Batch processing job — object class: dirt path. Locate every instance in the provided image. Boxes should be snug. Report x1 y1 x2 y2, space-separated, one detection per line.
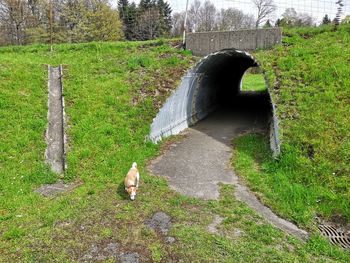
149 108 308 240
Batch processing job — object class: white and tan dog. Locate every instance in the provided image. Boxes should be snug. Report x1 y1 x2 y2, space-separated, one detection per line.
124 162 140 200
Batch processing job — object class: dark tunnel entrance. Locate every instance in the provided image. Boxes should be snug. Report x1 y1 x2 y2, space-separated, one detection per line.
216 64 271 110
149 49 281 156
191 49 271 118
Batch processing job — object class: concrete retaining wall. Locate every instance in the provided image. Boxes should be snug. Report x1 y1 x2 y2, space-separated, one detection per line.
186 28 282 56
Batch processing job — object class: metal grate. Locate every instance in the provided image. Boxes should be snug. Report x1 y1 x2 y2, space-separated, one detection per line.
318 225 350 249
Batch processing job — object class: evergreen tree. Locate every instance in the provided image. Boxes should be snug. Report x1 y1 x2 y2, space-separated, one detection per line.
139 0 155 10
118 0 129 21
263 19 272 28
118 0 137 40
334 0 344 26
127 3 138 40
275 18 281 27
157 0 172 36
275 18 287 27
322 14 331 25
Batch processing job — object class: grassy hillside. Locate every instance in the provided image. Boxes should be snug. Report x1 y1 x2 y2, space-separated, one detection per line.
235 25 350 228
0 35 349 261
241 73 266 92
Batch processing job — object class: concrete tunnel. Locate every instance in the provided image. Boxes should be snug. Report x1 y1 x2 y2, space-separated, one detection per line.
149 49 281 156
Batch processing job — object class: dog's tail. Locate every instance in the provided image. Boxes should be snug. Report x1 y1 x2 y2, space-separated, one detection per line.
132 162 137 169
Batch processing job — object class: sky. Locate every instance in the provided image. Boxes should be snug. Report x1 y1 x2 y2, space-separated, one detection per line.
111 0 350 24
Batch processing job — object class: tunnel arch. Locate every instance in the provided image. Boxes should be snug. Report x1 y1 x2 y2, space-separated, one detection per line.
149 49 280 156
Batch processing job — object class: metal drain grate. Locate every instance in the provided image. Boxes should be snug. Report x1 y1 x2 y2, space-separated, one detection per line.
318 225 350 249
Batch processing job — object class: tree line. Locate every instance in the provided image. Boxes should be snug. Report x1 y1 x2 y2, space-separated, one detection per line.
276 8 349 28
171 0 316 35
0 0 173 45
172 0 255 36
173 0 349 36
0 0 348 46
118 0 172 41
0 0 125 46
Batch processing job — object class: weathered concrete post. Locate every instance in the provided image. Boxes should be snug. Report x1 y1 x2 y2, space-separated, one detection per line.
45 65 66 174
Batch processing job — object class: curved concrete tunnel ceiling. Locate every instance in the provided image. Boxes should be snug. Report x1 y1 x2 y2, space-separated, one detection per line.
149 49 281 156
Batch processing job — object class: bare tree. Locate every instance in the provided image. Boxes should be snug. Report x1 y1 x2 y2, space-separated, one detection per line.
172 11 186 36
197 0 216 31
49 0 53 49
0 0 124 46
296 12 315 27
216 7 254 31
334 0 344 26
252 0 276 28
188 0 201 32
278 8 315 27
281 7 298 26
173 0 255 35
186 0 214 33
0 0 31 44
136 7 160 40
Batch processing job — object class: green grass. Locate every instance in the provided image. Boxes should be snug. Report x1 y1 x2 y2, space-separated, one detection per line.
241 73 267 92
238 24 350 228
1 35 350 261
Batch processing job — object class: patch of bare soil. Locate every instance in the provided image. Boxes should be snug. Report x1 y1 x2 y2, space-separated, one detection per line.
207 214 224 234
145 212 172 235
34 179 82 197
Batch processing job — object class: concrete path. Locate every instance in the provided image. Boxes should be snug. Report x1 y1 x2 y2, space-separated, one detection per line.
149 108 267 200
149 108 308 240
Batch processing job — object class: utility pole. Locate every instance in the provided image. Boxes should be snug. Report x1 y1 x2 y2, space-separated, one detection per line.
49 0 53 51
182 0 189 48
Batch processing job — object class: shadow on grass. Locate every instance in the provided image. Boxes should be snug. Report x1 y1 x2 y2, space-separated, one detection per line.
117 182 129 200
